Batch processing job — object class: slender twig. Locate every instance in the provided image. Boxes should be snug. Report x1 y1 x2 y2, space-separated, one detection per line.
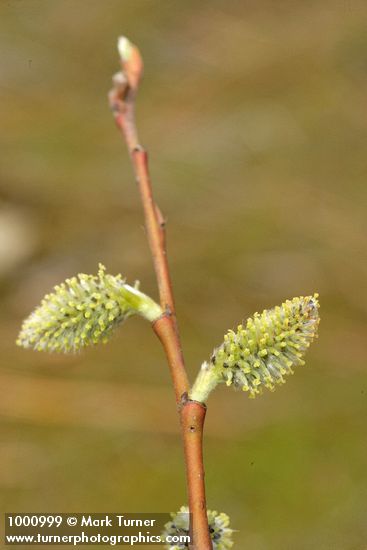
152 314 188 403
108 38 212 549
181 400 212 549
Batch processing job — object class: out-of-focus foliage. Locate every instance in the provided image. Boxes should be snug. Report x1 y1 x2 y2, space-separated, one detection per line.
1 1 366 549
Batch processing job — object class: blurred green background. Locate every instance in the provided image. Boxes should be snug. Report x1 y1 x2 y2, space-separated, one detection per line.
1 1 367 548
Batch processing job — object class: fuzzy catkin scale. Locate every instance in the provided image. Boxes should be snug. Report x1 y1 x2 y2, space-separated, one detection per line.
191 295 320 401
17 264 161 353
163 506 233 550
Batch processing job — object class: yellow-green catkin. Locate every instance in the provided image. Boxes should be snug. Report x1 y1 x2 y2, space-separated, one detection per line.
162 505 233 550
190 295 320 402
16 264 162 353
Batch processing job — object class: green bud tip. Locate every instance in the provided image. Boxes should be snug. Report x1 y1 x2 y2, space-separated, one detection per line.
190 294 320 402
163 506 233 550
117 36 133 62
16 264 162 353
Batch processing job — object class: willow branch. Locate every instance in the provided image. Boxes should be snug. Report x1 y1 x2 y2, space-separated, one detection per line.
181 400 212 549
108 37 212 549
151 315 187 404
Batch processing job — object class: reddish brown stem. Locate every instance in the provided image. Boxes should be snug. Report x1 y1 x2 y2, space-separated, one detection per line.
109 40 212 550
153 314 188 403
181 400 212 550
133 149 176 316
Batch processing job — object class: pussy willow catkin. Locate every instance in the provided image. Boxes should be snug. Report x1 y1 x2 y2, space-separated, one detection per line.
17 264 162 353
190 295 320 402
162 506 233 550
